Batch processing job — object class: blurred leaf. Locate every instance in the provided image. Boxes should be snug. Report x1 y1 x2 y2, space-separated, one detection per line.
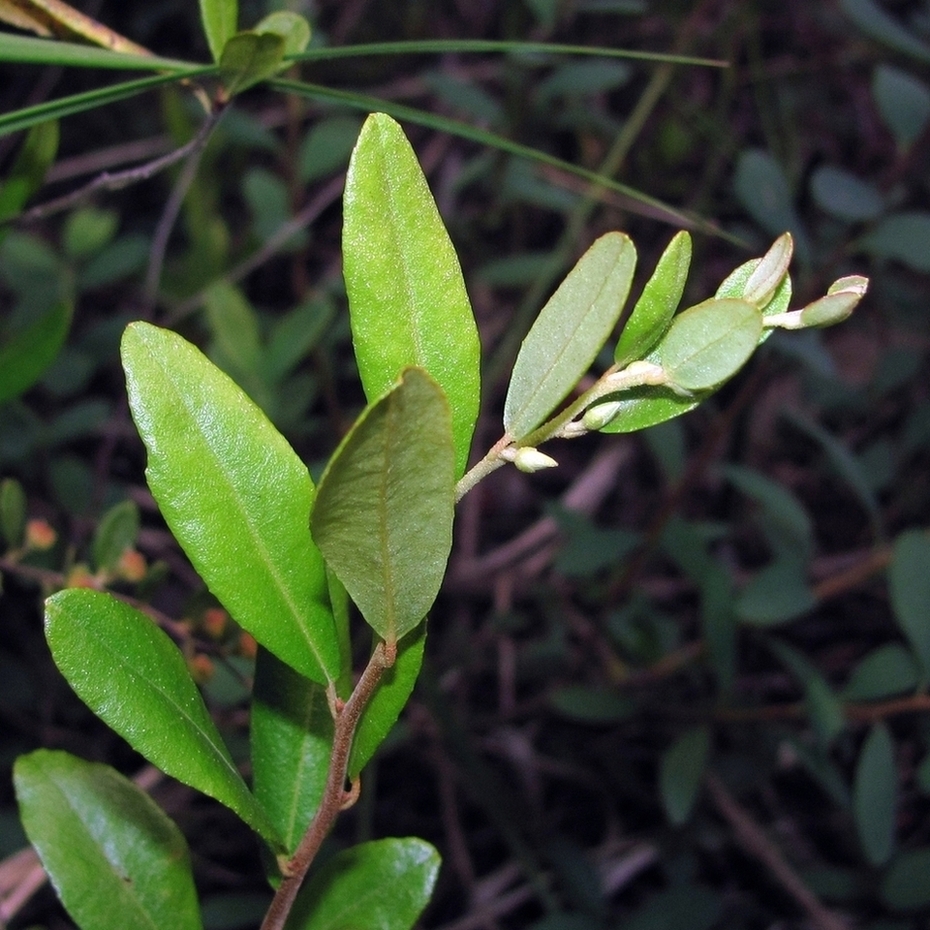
0 119 58 224
14 749 201 930
201 893 270 929
505 232 636 440
350 622 427 777
263 296 334 384
423 70 504 125
872 65 930 150
0 297 72 403
536 60 632 102
219 31 285 97
0 477 26 548
78 231 150 289
311 368 454 646
622 884 721 930
549 506 639 578
660 727 711 825
92 498 139 573
548 686 635 724
201 0 237 61
862 211 930 273
888 530 930 678
840 0 930 64
62 206 118 259
243 167 303 249
880 848 930 911
810 165 884 222
732 149 810 264
122 322 339 685
45 589 280 846
654 298 762 392
251 647 332 854
343 112 480 478
287 837 440 930
737 558 815 626
614 230 691 368
477 251 552 288
297 115 362 184
255 11 310 57
204 279 263 378
843 644 920 702
853 723 897 866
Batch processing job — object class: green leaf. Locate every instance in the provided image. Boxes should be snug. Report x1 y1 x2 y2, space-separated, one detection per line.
0 31 199 71
350 623 426 777
853 723 897 866
881 848 930 911
286 837 440 930
45 589 280 847
15 750 202 930
121 321 339 686
843 644 920 702
251 648 333 854
715 252 793 326
311 368 454 645
594 386 702 435
736 557 816 626
0 297 72 403
0 477 26 548
862 211 930 273
200 0 238 62
659 726 711 825
0 119 58 224
255 11 312 57
872 65 930 151
219 31 285 97
297 115 362 184
204 280 263 379
840 0 930 63
614 230 691 368
504 232 637 440
548 686 635 725
653 297 762 392
810 165 884 222
92 498 140 573
63 207 119 259
889 530 930 678
343 112 480 478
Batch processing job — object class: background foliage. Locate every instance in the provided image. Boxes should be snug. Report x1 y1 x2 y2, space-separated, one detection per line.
1 1 929 929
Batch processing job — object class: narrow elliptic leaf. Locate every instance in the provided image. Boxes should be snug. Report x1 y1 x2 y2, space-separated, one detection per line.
654 298 762 392
0 119 58 224
0 477 27 548
873 65 930 151
0 298 72 403
15 749 202 930
853 723 897 866
92 499 140 573
344 112 480 478
505 232 637 440
889 530 930 677
659 726 711 826
251 647 333 854
121 322 339 686
286 837 440 930
349 623 426 778
219 31 285 97
311 368 454 645
200 0 237 61
614 230 691 368
843 644 920 702
45 589 280 846
810 166 884 223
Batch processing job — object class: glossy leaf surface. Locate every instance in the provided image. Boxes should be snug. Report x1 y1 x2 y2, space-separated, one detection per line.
311 368 454 645
504 232 636 441
15 749 202 930
659 726 710 825
343 112 479 478
350 623 426 777
614 230 690 368
45 589 280 846
200 0 237 61
286 837 440 930
121 321 338 685
251 648 332 854
889 529 930 677
854 723 897 866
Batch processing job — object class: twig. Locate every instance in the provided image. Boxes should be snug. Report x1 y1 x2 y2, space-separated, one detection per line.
705 772 851 930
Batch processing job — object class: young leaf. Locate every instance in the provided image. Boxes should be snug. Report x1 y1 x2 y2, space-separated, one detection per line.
0 297 72 403
200 0 237 62
504 232 637 441
219 31 285 98
653 297 762 392
659 726 711 825
0 119 58 224
255 11 311 57
45 589 281 847
121 321 339 686
343 112 480 478
889 530 930 678
349 623 427 778
286 837 441 930
92 498 139 573
614 231 691 368
14 749 202 930
853 723 897 866
251 648 333 854
311 368 454 646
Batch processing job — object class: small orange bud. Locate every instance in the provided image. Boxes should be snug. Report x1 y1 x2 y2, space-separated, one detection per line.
202 607 228 639
26 518 57 551
238 631 257 659
117 548 147 582
66 565 99 589
188 653 215 683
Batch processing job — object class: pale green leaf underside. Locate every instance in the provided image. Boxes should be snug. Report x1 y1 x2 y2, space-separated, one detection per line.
121 322 339 686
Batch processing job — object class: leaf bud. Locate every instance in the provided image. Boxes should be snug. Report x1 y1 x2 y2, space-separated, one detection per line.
512 447 559 473
743 232 793 307
582 400 624 431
